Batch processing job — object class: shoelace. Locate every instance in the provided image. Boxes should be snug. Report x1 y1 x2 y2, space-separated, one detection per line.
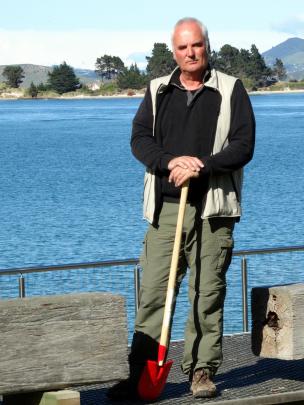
194 371 208 383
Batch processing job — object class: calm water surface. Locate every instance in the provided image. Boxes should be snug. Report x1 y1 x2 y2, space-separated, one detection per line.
0 94 303 336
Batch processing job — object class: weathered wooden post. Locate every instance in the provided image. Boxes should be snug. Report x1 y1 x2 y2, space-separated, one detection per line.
0 292 129 404
251 283 304 360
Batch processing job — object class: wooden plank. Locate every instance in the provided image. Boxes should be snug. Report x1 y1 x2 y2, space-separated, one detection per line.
0 292 128 395
40 390 80 405
3 390 80 405
251 283 304 360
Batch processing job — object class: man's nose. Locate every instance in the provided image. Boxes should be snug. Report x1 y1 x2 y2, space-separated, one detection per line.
186 45 194 57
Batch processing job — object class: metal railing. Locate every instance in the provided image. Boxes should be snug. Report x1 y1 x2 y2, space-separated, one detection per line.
232 245 304 331
0 245 304 333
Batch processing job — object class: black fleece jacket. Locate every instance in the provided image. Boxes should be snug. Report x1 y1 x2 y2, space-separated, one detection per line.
131 69 255 205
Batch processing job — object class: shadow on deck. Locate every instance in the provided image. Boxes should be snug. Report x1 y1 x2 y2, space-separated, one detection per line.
77 334 304 404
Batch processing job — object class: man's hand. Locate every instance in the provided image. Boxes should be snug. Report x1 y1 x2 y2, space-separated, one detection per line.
169 166 200 187
168 156 203 187
168 156 203 172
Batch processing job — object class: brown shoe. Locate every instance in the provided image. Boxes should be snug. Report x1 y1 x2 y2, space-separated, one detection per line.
190 368 217 398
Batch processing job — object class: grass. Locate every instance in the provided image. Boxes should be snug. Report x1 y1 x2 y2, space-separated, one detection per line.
269 81 304 91
1 80 304 99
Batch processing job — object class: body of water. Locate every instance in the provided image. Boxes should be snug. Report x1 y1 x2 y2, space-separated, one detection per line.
0 94 303 337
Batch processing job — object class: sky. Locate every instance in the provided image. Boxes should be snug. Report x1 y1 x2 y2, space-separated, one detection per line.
0 0 303 70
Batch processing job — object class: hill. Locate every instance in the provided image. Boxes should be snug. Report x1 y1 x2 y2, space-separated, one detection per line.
0 64 51 88
262 37 304 80
74 68 99 82
0 64 99 88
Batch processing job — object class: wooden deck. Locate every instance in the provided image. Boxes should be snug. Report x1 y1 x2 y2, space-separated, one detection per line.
1 333 303 404
77 333 304 404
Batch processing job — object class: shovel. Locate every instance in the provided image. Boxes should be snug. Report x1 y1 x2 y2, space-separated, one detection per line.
137 179 190 401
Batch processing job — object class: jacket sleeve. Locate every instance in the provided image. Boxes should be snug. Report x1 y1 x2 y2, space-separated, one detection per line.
130 85 175 173
201 79 255 174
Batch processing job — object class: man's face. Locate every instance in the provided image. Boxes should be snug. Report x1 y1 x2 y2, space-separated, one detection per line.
172 22 208 75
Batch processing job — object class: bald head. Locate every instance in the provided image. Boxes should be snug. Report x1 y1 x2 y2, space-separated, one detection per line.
172 18 210 55
171 18 209 78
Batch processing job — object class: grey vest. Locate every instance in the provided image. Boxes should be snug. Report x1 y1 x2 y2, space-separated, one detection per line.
143 68 242 224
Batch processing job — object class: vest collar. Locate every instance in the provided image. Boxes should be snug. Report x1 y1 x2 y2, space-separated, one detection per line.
157 65 217 94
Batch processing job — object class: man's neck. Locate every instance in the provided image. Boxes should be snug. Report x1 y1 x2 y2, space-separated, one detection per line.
179 71 205 91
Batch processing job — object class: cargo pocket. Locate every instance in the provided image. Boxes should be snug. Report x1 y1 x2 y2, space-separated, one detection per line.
216 235 234 273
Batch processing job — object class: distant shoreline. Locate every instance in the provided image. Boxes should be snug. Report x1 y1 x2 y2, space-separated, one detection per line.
0 92 145 100
1 88 304 100
248 89 304 95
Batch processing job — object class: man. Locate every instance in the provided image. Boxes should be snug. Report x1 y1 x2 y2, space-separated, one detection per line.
108 17 255 400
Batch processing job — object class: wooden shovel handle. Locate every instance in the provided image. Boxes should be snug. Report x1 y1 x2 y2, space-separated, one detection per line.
158 179 189 365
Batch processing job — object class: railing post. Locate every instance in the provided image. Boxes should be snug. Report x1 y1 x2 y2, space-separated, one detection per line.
19 273 25 298
134 264 140 315
241 257 248 332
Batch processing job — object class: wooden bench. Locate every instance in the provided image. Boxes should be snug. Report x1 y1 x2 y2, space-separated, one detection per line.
0 292 129 404
251 283 304 360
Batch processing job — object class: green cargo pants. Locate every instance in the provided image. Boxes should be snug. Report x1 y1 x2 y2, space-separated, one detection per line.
131 201 235 377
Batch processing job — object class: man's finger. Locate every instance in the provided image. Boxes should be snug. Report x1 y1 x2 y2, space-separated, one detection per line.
168 156 203 171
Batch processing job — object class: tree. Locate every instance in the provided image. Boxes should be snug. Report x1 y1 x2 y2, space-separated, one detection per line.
211 43 272 88
213 44 240 76
273 58 287 81
95 55 125 80
3 65 25 88
28 82 38 98
238 49 252 78
246 45 272 86
112 56 125 73
37 82 50 91
146 43 176 79
48 62 80 94
117 64 147 90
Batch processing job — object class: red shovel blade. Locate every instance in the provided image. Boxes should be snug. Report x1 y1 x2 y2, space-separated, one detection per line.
137 359 173 401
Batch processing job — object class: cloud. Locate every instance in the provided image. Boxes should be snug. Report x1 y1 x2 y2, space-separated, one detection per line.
0 28 296 70
125 52 150 69
0 29 170 69
210 30 293 53
271 14 304 36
